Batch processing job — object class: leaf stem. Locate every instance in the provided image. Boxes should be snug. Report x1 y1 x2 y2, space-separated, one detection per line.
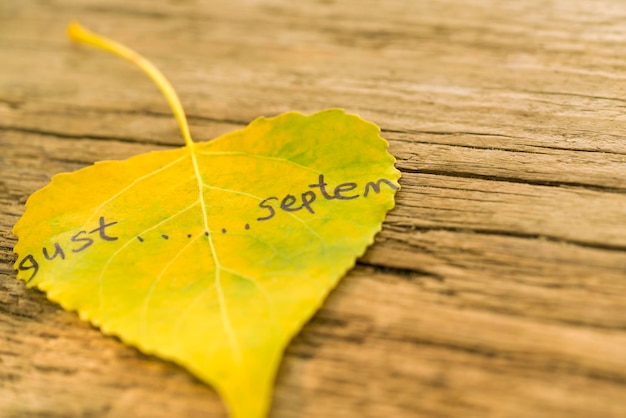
67 21 194 148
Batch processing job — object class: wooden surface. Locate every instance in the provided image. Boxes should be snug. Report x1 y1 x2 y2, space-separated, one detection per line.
1 0 626 417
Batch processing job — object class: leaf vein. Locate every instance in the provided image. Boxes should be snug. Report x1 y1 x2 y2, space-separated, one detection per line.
97 199 200 315
172 285 216 351
197 151 339 182
85 154 188 226
221 267 281 334
139 233 204 342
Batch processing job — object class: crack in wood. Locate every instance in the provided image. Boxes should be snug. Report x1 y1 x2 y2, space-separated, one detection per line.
356 260 444 281
400 167 626 194
387 224 626 253
0 125 173 147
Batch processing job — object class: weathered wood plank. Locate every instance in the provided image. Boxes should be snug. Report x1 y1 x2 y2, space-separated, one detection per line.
1 0 625 417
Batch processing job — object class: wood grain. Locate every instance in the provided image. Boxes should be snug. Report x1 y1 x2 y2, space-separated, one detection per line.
1 1 625 417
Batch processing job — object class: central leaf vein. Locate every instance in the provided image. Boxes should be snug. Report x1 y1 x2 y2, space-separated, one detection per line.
190 144 242 365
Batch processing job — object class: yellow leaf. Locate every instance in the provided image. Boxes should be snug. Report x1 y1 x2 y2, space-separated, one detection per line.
13 23 400 418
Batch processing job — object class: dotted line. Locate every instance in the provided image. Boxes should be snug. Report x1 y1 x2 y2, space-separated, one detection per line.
137 222 252 243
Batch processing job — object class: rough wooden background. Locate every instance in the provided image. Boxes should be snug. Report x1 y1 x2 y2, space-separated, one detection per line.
1 0 626 417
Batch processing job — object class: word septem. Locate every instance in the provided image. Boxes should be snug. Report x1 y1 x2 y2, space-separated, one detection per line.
256 174 398 221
